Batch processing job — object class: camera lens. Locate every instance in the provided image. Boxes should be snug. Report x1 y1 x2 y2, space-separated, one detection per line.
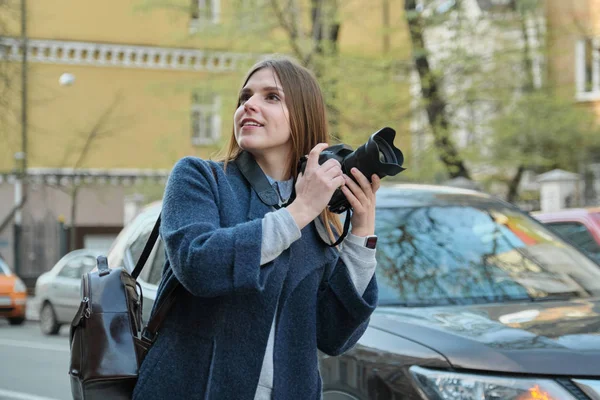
375 137 399 164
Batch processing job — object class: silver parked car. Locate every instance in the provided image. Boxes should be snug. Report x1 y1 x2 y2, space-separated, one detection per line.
106 201 164 321
35 249 98 335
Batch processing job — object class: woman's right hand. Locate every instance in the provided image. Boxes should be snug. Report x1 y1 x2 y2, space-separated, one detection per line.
287 143 345 230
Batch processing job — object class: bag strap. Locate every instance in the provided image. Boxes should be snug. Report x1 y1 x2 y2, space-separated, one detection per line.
132 214 161 279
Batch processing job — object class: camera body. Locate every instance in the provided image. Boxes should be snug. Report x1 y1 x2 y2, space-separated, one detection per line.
298 127 405 214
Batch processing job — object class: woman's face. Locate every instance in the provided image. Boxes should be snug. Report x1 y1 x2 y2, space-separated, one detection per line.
234 68 292 161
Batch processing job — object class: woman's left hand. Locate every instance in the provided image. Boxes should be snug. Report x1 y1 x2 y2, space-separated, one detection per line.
340 168 381 237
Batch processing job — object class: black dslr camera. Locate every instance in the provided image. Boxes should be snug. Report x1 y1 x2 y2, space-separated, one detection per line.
298 127 405 214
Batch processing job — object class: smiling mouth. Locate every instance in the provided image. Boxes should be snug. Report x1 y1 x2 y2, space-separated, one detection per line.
240 118 264 128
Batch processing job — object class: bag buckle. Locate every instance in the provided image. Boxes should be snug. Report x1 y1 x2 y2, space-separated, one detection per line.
141 327 157 344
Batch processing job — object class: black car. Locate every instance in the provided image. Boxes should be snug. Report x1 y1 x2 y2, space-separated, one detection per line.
106 185 600 400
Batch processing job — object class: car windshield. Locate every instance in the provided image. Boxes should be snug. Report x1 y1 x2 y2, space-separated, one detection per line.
0 258 10 276
375 203 600 307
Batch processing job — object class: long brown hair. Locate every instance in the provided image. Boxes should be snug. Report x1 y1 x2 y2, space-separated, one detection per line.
223 56 342 241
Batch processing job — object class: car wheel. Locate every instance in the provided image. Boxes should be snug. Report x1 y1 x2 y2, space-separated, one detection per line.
40 302 61 335
8 317 25 325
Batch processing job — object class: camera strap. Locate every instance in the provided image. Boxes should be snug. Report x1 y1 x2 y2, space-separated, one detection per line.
328 209 351 247
236 150 351 247
236 151 282 207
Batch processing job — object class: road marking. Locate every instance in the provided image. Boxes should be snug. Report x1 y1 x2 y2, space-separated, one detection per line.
0 389 61 400
0 338 68 352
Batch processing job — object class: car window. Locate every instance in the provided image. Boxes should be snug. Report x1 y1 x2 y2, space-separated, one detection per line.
375 204 600 307
58 258 86 280
546 222 600 259
0 258 10 276
81 256 97 275
146 240 166 286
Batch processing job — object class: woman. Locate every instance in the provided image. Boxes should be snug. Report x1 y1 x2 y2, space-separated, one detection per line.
133 56 379 400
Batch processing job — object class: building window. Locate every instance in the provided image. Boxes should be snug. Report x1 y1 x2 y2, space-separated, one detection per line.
576 38 600 101
191 93 221 146
190 0 220 32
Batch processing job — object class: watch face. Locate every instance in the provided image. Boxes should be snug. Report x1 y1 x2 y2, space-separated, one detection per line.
365 236 378 249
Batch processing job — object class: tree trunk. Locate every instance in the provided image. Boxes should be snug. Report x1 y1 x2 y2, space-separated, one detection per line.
404 0 470 179
310 0 341 140
506 165 525 203
508 2 538 200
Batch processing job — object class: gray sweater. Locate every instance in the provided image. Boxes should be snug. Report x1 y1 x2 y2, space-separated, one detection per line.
254 178 377 399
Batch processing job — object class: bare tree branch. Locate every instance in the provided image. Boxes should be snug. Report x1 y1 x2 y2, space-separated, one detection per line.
269 0 307 62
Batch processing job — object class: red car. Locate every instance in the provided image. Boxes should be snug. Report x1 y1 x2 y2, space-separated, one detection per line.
533 207 600 263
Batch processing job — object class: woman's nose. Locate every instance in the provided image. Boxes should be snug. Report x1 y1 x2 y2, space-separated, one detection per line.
243 95 258 112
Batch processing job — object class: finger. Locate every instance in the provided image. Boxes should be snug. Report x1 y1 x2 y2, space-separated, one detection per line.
343 174 368 204
322 166 343 181
340 185 362 210
306 143 328 172
319 158 342 173
332 175 345 189
371 174 381 193
351 168 374 196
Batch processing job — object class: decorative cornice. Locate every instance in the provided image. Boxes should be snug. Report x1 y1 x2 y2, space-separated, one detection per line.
0 168 170 187
0 37 253 72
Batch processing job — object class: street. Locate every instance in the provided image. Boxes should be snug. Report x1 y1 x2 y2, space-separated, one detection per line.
0 319 70 400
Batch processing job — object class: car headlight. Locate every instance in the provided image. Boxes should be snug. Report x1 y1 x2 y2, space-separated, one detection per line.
13 278 27 293
410 366 575 400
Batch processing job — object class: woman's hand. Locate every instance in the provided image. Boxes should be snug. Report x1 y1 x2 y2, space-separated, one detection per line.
287 143 345 230
341 168 381 237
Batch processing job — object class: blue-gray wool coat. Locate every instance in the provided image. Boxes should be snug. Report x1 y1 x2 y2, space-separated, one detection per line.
132 156 378 400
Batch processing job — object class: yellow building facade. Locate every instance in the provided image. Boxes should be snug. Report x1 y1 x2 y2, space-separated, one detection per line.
547 0 600 115
1 0 410 172
0 0 409 278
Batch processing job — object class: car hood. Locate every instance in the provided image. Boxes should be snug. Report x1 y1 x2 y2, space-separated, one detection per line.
371 298 600 376
0 275 16 294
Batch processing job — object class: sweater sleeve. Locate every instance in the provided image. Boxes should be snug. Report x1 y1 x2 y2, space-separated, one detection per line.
160 157 275 298
260 208 301 265
339 233 377 296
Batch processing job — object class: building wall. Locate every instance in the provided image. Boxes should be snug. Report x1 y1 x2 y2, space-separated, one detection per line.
546 0 600 120
3 0 409 57
0 0 410 172
0 181 126 275
546 0 590 97
0 62 233 171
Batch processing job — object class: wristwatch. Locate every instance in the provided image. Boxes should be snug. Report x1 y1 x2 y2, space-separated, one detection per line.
364 235 378 249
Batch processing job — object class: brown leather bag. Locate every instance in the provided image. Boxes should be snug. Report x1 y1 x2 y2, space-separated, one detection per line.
69 215 180 400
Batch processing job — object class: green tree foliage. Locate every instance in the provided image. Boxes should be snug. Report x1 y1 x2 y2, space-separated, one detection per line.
405 0 600 201
486 90 600 200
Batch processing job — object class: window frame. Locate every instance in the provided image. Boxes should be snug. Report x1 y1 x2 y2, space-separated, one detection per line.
576 37 600 101
189 0 220 32
191 94 221 146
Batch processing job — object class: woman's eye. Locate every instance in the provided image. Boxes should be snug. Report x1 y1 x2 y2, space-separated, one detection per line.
239 93 250 104
267 93 280 101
